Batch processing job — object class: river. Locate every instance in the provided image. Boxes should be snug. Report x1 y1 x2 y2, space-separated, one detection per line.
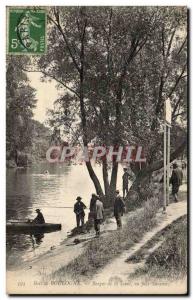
6 162 124 270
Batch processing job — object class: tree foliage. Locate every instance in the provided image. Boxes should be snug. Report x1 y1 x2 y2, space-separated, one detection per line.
27 7 187 201
6 56 37 163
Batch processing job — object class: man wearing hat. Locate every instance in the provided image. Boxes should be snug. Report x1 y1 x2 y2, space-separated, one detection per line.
170 162 183 202
33 209 45 224
94 195 104 237
113 190 125 229
89 193 98 216
74 196 87 228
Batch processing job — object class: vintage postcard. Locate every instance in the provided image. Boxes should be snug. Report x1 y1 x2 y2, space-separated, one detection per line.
6 6 188 295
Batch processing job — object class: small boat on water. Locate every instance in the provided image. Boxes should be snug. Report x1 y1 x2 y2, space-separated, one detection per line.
6 222 62 234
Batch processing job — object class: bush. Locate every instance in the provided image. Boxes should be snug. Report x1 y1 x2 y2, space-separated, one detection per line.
146 216 187 278
52 197 160 281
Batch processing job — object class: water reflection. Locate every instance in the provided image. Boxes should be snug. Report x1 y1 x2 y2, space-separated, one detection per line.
6 162 124 269
31 233 44 247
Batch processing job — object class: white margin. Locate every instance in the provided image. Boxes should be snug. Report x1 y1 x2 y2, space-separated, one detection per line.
0 1 191 300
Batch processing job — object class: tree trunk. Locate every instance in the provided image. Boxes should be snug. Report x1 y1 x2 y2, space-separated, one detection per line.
110 161 119 192
86 161 104 196
126 138 186 211
77 15 105 199
100 161 118 207
102 159 110 195
125 172 153 211
102 159 118 207
14 149 18 166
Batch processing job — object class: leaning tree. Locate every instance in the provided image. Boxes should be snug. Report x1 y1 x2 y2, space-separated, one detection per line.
24 6 187 205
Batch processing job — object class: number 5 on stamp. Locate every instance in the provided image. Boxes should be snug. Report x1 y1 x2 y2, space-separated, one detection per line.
7 8 46 54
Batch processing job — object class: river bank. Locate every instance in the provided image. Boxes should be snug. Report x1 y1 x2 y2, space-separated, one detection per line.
7 162 129 269
7 185 187 294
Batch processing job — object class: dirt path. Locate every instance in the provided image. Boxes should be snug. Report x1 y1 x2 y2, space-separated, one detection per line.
92 199 187 285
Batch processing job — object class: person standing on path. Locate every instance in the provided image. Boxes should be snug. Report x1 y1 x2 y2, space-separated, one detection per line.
89 194 97 217
114 190 125 229
182 161 187 183
122 168 129 198
88 193 97 226
74 196 87 228
170 163 183 203
94 196 104 237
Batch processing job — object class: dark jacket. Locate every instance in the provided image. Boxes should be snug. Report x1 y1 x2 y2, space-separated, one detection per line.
122 172 129 184
74 201 86 216
33 212 45 224
114 196 125 216
170 168 183 187
89 196 97 212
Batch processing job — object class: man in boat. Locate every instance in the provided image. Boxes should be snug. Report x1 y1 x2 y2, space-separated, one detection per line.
114 190 125 229
74 196 87 228
32 209 45 224
170 163 183 203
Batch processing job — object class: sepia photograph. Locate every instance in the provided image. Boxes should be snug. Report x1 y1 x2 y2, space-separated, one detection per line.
6 5 188 295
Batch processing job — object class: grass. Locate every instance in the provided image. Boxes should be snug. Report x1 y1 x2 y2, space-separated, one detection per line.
51 196 160 282
130 215 187 281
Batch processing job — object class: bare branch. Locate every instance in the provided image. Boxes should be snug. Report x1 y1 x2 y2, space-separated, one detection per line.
172 96 182 118
143 139 187 175
48 11 81 73
168 64 187 98
161 27 165 57
166 29 176 57
22 67 80 98
134 36 148 57
75 17 82 40
177 35 187 55
172 111 186 120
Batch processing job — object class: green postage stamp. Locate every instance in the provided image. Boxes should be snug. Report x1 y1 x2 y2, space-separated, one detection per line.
7 8 46 54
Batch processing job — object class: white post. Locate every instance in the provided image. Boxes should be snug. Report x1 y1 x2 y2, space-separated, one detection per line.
166 126 170 206
163 98 171 212
163 123 167 212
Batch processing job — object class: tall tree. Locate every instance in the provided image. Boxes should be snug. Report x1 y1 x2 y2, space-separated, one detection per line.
26 7 187 204
6 56 37 165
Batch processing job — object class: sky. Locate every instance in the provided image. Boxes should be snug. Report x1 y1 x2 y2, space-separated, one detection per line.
28 72 60 124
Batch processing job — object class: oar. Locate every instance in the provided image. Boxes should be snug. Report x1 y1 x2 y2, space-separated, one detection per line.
8 219 31 223
41 206 74 209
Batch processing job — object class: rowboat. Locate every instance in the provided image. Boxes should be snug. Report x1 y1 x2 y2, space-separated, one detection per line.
6 222 62 234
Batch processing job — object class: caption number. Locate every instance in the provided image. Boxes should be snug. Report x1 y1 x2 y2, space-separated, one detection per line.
18 281 25 287
11 39 19 49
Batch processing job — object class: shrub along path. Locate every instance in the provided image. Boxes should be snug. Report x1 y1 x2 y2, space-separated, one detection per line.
92 189 187 288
